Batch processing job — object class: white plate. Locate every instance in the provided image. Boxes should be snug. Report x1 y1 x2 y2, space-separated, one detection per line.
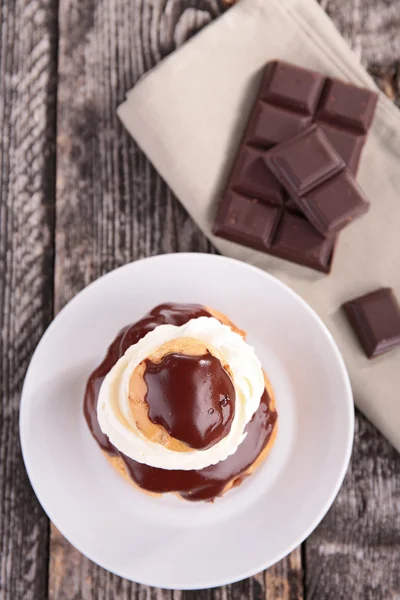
20 253 354 589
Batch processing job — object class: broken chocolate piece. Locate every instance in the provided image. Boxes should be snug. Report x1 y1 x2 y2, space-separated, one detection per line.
265 126 370 236
343 288 400 358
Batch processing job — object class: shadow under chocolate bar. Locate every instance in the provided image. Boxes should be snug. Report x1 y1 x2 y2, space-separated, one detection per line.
213 60 378 273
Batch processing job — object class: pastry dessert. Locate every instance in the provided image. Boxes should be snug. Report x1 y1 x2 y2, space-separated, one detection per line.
84 303 278 501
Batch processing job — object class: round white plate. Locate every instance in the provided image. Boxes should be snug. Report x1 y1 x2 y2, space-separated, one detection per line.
20 253 354 589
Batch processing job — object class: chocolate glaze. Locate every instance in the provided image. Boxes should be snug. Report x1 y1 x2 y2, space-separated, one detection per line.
144 352 235 450
84 302 277 501
123 387 275 501
84 303 210 454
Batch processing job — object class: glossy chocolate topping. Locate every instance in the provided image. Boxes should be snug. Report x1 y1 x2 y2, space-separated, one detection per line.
123 387 275 501
84 302 277 501
144 352 235 450
84 303 210 454
119 302 211 351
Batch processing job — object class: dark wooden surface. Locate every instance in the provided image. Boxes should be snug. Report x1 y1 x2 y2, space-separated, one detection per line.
0 1 58 599
0 0 399 598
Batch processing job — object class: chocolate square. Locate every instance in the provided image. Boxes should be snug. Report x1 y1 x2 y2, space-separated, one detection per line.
300 169 370 236
265 125 344 196
260 61 325 115
343 288 400 358
246 101 312 148
317 123 365 174
271 211 336 273
230 146 284 205
317 79 378 133
266 126 370 237
213 191 282 252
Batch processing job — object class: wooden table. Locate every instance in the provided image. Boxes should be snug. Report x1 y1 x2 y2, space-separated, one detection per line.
1 0 399 598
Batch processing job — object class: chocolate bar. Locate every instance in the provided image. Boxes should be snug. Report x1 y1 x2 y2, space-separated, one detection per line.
265 126 370 236
213 60 378 272
343 288 400 358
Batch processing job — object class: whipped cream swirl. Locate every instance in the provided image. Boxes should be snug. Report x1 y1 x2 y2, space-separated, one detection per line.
97 317 264 470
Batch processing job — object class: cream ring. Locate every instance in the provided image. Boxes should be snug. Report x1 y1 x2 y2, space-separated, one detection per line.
97 317 264 470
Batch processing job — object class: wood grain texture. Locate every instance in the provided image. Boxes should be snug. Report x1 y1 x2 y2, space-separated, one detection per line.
50 0 400 598
55 0 220 311
305 4 400 599
0 1 58 598
322 0 400 106
305 412 400 600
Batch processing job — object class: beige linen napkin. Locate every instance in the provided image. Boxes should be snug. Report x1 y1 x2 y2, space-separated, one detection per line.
118 0 400 451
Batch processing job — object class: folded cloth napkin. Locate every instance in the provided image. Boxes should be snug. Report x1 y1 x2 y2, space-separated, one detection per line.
118 0 400 452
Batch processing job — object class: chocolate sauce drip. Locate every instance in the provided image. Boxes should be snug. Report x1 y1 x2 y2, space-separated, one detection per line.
84 302 277 501
84 303 210 454
122 388 275 501
119 302 210 352
144 352 235 450
84 328 128 454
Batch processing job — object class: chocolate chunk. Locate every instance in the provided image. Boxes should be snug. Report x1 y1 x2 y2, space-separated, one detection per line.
317 123 365 174
317 79 378 134
246 101 312 148
270 211 335 273
213 60 377 272
343 288 400 358
230 146 284 205
213 191 282 252
300 169 369 235
260 61 326 115
265 126 370 236
266 126 344 196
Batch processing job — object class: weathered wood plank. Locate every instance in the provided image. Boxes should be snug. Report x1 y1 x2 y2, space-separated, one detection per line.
0 1 58 599
321 0 400 106
305 412 400 600
322 0 400 67
55 0 217 310
180 555 303 600
305 3 400 599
